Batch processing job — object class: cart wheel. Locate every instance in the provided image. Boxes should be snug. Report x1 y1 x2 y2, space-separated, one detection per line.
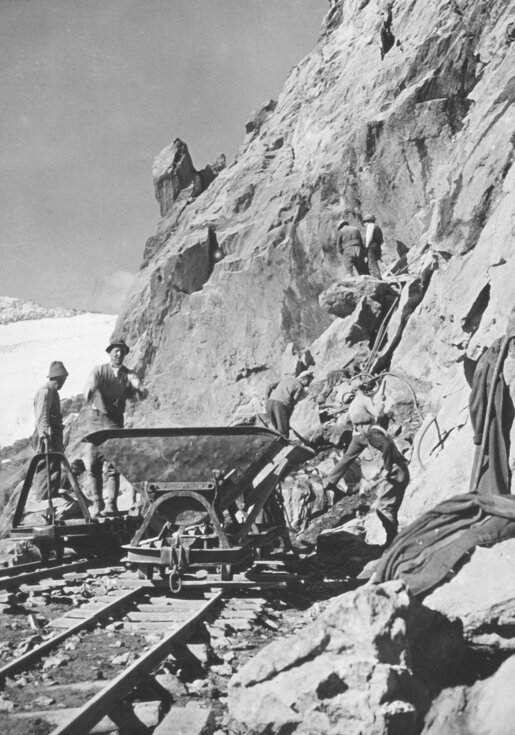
137 564 154 580
220 564 233 581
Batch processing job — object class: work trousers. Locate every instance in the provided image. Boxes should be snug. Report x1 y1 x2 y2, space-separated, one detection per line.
83 409 121 502
326 430 369 486
266 399 291 438
376 464 410 546
32 435 63 501
341 246 369 277
367 242 382 279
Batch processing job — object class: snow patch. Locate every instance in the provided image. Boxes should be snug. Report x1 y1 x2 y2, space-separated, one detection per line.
0 313 117 447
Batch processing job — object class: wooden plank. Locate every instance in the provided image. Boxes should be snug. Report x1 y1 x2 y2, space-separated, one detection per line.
127 611 195 622
219 609 258 620
13 701 161 733
137 603 200 613
145 597 203 606
50 592 223 735
181 579 288 589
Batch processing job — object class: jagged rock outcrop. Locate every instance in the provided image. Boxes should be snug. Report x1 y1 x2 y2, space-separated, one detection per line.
227 581 473 735
152 138 226 220
114 0 513 461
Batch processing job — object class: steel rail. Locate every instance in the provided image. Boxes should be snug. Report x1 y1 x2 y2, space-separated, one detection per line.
0 558 104 590
0 555 78 580
0 585 147 681
50 591 224 735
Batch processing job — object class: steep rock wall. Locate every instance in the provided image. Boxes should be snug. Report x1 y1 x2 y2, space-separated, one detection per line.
115 0 514 515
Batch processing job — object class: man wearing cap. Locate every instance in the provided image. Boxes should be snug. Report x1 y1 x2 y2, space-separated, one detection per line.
337 219 369 277
33 361 69 499
267 370 314 438
83 338 147 516
363 213 384 279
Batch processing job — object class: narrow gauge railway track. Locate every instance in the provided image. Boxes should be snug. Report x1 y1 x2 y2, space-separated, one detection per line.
0 563 294 734
2 576 224 735
51 591 223 735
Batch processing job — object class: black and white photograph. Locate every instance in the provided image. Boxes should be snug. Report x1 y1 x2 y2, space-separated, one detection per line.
0 0 514 733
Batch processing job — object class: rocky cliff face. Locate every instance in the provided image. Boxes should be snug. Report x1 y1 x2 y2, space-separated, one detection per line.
115 0 514 517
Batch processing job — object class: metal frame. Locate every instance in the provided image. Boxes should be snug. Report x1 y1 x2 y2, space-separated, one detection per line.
12 450 91 529
82 425 285 445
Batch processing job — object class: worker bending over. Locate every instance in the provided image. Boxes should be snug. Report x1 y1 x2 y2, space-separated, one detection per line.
325 380 385 490
267 369 314 437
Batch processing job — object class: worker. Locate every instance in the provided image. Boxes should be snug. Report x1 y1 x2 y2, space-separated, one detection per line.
32 360 69 499
83 338 147 517
363 213 384 279
324 379 385 491
267 369 314 437
367 426 409 547
337 219 369 277
294 348 315 376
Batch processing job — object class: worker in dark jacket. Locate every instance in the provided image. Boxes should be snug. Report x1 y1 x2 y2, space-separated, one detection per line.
33 360 69 499
337 220 369 276
267 369 314 437
363 213 384 279
367 426 409 547
83 338 147 517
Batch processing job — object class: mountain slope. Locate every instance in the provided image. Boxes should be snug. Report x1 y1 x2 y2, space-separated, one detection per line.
113 0 514 512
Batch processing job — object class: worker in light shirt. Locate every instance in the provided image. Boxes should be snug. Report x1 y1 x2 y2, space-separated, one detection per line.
325 379 386 491
83 338 147 517
363 213 384 279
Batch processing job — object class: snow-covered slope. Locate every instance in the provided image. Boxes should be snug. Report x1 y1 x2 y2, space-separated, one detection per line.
0 296 81 325
0 312 117 447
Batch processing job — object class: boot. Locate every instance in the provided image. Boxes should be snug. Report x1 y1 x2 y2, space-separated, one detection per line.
88 473 104 519
90 498 105 519
104 474 120 516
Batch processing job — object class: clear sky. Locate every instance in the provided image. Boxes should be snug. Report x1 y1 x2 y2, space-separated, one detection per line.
0 0 326 313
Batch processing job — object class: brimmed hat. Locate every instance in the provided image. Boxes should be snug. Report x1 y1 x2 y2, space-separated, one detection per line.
298 369 315 381
48 361 68 379
106 338 130 356
363 213 376 223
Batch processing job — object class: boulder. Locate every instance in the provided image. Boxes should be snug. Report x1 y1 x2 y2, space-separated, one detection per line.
319 277 397 319
281 472 330 533
290 396 324 443
421 656 515 735
228 581 471 735
424 538 515 650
